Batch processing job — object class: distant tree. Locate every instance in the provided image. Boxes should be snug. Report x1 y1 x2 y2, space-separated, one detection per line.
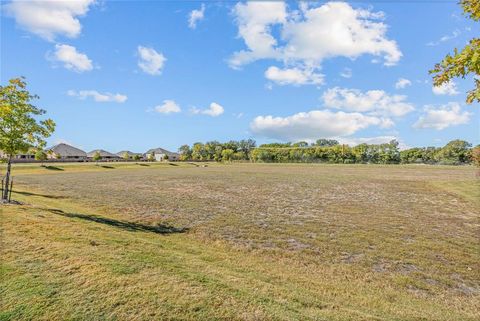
430 0 479 104
471 145 480 166
178 144 192 160
147 153 155 162
238 139 256 160
92 151 101 164
133 154 142 162
221 149 234 162
54 152 61 160
292 141 309 147
122 152 130 161
0 77 55 202
34 149 47 166
437 140 472 164
192 143 206 160
163 154 169 161
315 139 339 147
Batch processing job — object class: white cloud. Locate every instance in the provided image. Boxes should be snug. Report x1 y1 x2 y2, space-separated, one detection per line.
154 100 181 114
188 4 205 29
265 66 324 86
337 135 407 149
230 1 401 80
413 102 471 130
427 29 461 46
51 44 93 72
340 68 352 79
395 78 412 89
250 109 389 141
4 0 95 41
67 90 127 103
432 80 459 96
137 46 166 75
191 102 224 117
322 87 415 117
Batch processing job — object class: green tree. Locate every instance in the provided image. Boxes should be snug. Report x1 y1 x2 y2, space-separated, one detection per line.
133 154 142 162
0 77 55 201
147 153 156 162
437 140 472 164
34 149 47 166
178 144 192 160
471 145 480 166
315 139 339 147
122 152 130 161
92 151 102 164
221 149 234 162
430 0 479 104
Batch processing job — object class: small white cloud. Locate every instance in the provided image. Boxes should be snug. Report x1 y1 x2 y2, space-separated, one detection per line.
432 80 459 96
188 4 205 29
51 44 93 72
4 0 95 41
337 136 407 149
250 109 388 142
154 100 181 114
137 46 166 75
191 102 224 117
395 78 412 89
322 87 415 117
68 90 127 103
265 66 324 86
340 68 352 79
413 102 471 130
427 29 461 46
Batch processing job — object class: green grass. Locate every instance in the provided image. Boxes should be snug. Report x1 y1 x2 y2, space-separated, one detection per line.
1 163 479 320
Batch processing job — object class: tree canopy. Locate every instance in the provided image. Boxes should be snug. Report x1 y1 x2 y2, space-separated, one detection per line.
430 0 480 104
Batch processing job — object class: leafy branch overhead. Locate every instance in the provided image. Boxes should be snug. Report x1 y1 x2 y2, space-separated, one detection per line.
430 0 480 104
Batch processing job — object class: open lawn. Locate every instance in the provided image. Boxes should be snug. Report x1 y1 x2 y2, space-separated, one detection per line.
1 162 479 320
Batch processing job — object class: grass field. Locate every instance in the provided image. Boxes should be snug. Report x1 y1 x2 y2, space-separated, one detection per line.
1 162 479 320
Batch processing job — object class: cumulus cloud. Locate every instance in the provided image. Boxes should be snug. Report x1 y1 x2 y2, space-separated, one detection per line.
413 102 471 130
188 4 205 29
67 90 127 103
395 78 412 89
265 66 324 86
322 87 415 117
154 100 181 114
191 102 225 117
250 110 389 142
51 44 93 72
230 1 401 84
337 135 407 148
4 0 95 41
137 46 166 75
432 80 459 96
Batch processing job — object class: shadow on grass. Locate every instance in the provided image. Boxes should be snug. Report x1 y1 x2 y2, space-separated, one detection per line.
44 208 188 234
138 163 150 166
13 190 67 199
101 165 115 169
168 163 179 166
43 165 64 171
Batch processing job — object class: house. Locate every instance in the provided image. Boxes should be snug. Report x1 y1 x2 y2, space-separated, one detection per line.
0 150 35 161
145 147 180 161
87 149 120 161
116 150 143 160
46 143 87 161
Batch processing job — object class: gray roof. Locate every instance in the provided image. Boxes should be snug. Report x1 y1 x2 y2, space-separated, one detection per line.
116 150 143 157
46 143 87 157
145 147 176 156
87 149 119 157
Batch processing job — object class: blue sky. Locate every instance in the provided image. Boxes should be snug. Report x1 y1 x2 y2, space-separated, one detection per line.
1 0 478 153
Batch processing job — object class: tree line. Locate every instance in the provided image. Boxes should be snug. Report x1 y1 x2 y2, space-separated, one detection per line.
178 139 479 165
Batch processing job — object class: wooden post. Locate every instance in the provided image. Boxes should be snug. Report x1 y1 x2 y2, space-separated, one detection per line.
8 178 13 202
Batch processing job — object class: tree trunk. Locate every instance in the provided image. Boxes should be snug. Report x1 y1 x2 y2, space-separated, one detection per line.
2 156 12 201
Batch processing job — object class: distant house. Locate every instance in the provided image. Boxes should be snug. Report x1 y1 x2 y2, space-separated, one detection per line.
116 150 143 160
145 147 180 161
87 149 120 161
46 143 87 161
0 150 35 161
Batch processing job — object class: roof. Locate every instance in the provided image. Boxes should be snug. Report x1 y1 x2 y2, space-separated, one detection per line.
46 143 87 157
87 149 119 157
116 150 143 157
145 147 176 156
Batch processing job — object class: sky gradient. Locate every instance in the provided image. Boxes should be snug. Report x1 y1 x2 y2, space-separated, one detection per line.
1 0 479 153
